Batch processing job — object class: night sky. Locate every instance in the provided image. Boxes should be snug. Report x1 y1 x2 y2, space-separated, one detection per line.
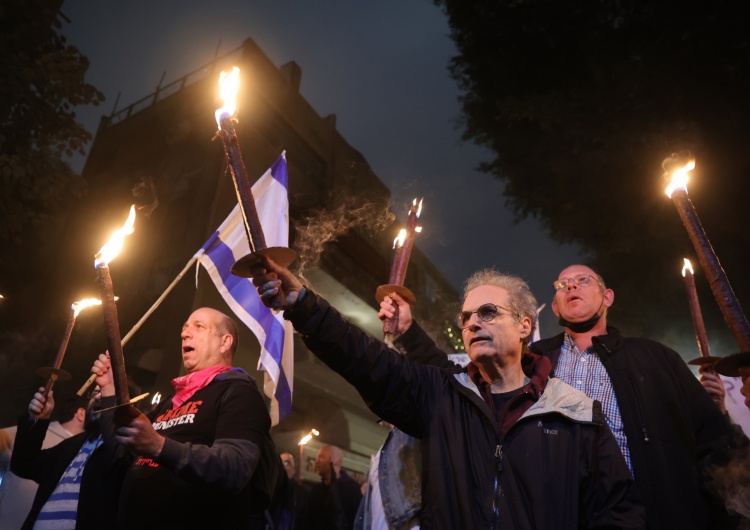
60 1 583 337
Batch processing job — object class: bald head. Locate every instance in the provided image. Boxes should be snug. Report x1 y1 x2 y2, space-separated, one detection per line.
314 444 344 483
180 307 239 373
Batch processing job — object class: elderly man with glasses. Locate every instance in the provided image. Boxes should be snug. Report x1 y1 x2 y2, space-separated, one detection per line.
528 264 740 530
251 260 644 530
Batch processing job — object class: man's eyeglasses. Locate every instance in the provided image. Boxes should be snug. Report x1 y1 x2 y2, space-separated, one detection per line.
457 303 514 329
552 274 602 291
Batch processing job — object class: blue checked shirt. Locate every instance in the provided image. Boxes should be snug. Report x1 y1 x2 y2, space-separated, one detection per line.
555 333 633 474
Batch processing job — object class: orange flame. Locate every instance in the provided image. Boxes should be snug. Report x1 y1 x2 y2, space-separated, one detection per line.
393 229 407 249
95 205 136 268
682 258 694 277
665 159 696 198
412 198 423 218
298 428 319 446
215 67 240 127
72 298 103 318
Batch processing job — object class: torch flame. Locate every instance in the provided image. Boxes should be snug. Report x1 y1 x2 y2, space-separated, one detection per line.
72 298 103 318
298 428 319 446
152 392 162 405
412 198 423 218
215 67 240 127
393 229 407 249
682 258 694 277
665 159 696 198
95 205 136 268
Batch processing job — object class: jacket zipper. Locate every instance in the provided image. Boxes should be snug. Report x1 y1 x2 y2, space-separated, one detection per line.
492 444 503 529
629 379 650 443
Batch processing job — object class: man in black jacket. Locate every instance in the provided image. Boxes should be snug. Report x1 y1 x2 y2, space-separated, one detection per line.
113 307 280 529
531 264 738 529
251 261 645 530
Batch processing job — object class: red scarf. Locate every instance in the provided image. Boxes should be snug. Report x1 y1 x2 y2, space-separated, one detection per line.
170 365 232 408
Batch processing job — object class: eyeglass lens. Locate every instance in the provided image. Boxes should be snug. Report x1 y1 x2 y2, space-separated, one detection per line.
556 274 593 289
458 304 504 328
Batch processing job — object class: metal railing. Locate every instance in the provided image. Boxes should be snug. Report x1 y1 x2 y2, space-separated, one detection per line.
102 44 244 129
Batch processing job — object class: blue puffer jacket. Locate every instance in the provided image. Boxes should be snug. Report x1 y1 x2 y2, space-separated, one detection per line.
285 292 645 530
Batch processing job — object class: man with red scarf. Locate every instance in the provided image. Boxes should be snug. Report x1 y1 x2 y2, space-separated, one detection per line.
114 307 281 529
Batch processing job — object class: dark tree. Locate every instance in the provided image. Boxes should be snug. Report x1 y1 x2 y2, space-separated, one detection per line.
0 0 103 417
435 0 750 347
0 0 102 286
0 0 103 313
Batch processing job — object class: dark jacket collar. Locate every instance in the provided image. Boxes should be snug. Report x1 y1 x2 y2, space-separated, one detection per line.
531 326 623 357
466 351 552 439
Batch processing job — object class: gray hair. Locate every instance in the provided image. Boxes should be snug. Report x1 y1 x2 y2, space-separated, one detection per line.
463 269 538 347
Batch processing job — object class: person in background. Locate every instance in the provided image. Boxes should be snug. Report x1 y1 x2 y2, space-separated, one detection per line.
280 452 309 529
307 445 362 530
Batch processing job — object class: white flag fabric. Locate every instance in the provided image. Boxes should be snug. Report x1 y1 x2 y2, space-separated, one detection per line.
194 152 293 425
721 375 750 438
531 303 546 344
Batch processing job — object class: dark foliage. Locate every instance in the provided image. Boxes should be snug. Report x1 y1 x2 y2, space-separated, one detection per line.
0 0 103 278
435 0 750 345
0 0 103 420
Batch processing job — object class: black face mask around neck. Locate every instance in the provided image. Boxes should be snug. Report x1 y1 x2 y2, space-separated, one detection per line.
558 312 601 333
558 296 605 333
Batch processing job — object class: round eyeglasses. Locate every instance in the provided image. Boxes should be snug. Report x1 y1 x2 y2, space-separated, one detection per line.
457 303 514 329
552 274 602 291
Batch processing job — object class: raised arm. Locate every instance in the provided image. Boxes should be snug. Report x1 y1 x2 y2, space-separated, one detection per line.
251 257 436 436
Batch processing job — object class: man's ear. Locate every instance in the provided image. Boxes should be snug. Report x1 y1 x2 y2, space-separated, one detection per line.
220 334 233 355
551 298 559 317
519 316 532 340
76 407 86 424
603 288 615 309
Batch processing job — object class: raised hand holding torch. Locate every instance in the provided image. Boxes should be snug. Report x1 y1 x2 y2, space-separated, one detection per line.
94 206 137 419
376 198 422 346
35 298 103 404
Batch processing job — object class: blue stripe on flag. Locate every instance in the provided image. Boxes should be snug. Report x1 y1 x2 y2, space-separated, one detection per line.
210 238 291 402
206 235 292 417
197 152 292 424
270 155 288 189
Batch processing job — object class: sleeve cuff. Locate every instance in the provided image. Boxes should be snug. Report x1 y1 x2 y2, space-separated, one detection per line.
156 436 183 469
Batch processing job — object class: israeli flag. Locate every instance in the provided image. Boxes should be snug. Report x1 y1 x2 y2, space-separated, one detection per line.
194 152 293 425
531 303 546 344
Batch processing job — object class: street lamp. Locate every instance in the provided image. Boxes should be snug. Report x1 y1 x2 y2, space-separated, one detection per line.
297 429 319 484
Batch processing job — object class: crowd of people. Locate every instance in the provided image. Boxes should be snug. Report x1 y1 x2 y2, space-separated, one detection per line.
0 261 748 529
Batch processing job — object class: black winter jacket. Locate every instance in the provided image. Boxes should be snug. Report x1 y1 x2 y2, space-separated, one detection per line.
286 293 645 530
530 328 739 529
11 396 131 530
